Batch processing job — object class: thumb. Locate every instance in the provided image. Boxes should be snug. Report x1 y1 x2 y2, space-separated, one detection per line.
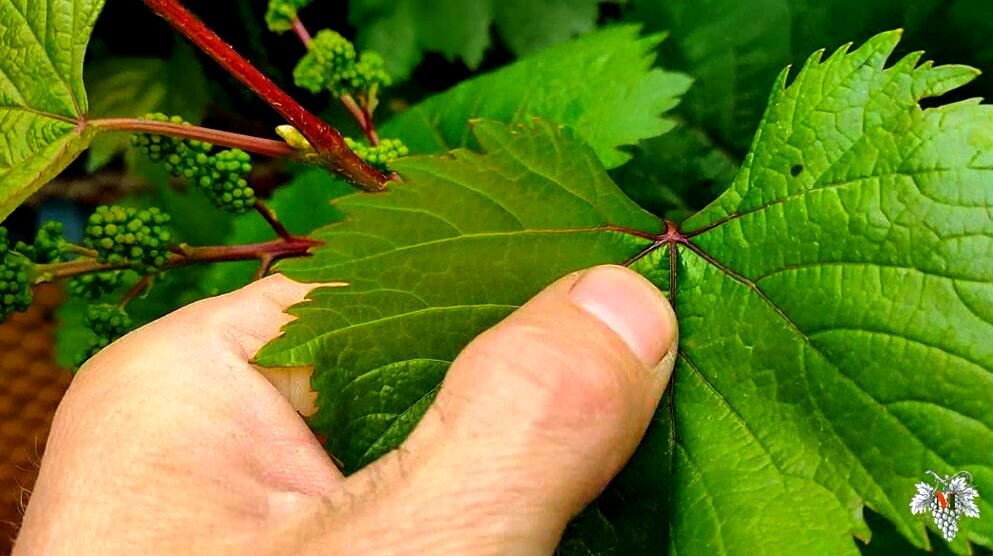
293 265 678 555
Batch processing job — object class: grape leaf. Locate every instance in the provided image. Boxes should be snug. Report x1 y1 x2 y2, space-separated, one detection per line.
382 25 692 169
84 42 209 172
349 0 608 81
0 0 106 220
258 119 671 552
674 30 992 552
260 31 993 553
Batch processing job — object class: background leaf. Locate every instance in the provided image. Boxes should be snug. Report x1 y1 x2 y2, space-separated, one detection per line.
0 0 106 220
677 31 992 553
257 119 669 552
383 25 692 168
348 0 608 80
84 42 209 172
619 0 993 221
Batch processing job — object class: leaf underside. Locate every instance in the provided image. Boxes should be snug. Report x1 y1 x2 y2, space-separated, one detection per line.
258 31 993 554
0 0 105 220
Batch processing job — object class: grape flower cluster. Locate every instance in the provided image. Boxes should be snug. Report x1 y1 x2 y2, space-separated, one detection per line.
265 0 311 33
0 228 32 322
77 304 133 367
345 137 409 171
14 221 66 263
294 30 390 97
83 205 173 273
132 113 256 213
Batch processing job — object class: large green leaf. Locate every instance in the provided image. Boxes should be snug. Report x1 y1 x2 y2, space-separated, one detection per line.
383 25 692 169
260 32 993 553
675 30 992 552
0 0 105 220
258 119 669 552
349 0 608 81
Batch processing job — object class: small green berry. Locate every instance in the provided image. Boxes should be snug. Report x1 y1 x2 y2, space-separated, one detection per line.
345 137 409 171
76 304 134 368
84 205 174 273
0 227 33 322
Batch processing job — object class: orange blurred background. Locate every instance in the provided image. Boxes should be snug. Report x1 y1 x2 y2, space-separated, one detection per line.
0 286 71 553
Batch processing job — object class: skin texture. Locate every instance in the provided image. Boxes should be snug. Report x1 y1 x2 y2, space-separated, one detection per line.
15 264 678 555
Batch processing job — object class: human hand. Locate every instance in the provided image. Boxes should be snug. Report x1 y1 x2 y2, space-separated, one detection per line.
15 265 677 555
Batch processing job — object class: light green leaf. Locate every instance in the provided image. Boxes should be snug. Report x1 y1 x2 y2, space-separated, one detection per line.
676 30 992 552
85 42 209 171
0 0 105 220
260 31 993 553
383 26 692 169
349 0 611 80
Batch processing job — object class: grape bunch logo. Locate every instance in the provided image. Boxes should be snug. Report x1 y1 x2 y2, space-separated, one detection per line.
910 471 980 541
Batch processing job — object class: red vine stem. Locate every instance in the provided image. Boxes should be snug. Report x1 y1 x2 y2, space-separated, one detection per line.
255 203 293 241
141 0 390 192
89 118 296 159
34 237 320 281
119 275 154 307
292 18 312 46
341 95 380 145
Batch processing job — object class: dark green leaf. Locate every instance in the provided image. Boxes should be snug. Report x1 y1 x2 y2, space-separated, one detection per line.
258 118 660 451
612 123 738 221
349 0 610 80
623 0 993 216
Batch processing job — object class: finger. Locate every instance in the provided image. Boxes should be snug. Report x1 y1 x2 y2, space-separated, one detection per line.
19 274 349 553
306 265 678 555
204 273 345 359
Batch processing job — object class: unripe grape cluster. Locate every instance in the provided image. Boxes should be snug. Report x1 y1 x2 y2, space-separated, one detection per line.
83 205 173 273
14 221 66 264
132 113 256 214
0 228 32 322
197 148 257 212
294 30 390 97
265 0 312 33
76 304 133 367
345 137 409 171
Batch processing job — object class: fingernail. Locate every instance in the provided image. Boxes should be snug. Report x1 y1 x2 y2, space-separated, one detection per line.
569 265 677 367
